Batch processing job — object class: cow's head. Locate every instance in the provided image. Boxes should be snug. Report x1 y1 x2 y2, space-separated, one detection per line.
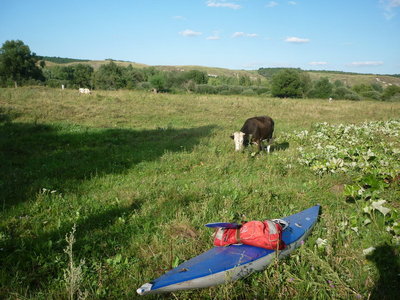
230 131 246 151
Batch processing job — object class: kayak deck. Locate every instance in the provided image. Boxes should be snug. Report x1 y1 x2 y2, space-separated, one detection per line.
139 205 320 294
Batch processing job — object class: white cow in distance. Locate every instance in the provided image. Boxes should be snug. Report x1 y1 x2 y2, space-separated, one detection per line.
79 88 91 94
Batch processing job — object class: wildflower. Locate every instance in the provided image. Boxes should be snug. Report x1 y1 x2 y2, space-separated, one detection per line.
327 280 335 288
315 238 327 248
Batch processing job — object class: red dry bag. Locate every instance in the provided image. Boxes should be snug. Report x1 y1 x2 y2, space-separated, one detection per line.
213 220 286 250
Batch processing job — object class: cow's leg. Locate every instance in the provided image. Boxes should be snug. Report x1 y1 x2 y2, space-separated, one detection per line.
266 137 274 153
257 140 263 152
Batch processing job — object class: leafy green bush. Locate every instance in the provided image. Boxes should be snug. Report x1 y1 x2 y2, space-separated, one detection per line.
307 77 333 99
94 62 126 90
382 85 400 101
149 73 167 92
344 92 361 101
361 90 382 100
183 70 208 84
241 89 256 96
271 69 308 98
195 84 218 94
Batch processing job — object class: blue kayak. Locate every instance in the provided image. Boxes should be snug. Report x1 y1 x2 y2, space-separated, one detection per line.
137 205 320 295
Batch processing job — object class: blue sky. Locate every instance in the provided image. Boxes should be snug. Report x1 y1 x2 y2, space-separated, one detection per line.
1 0 399 74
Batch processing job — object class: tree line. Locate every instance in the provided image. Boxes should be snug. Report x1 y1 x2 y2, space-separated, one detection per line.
1 40 400 101
266 68 400 101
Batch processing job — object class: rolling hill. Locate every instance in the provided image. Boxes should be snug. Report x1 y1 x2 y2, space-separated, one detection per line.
42 56 400 87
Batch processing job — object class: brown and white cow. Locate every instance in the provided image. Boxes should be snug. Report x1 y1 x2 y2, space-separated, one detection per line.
230 116 274 152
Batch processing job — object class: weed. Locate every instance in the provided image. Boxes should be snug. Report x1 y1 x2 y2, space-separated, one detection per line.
64 224 87 300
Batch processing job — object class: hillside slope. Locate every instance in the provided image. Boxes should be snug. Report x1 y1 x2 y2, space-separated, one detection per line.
43 58 400 87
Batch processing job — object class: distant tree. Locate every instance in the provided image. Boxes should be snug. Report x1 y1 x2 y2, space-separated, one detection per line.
239 75 251 86
165 71 186 90
334 80 345 88
124 65 145 89
299 72 312 97
271 69 304 98
352 84 372 94
352 83 384 100
184 70 208 84
371 83 383 93
258 67 302 79
0 40 44 87
149 73 166 92
94 61 125 90
308 77 333 99
382 85 400 101
72 64 93 88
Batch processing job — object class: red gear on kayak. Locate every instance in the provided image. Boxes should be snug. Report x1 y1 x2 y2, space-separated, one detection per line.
213 220 286 250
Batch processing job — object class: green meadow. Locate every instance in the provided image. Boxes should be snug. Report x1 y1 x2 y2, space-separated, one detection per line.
1 87 399 299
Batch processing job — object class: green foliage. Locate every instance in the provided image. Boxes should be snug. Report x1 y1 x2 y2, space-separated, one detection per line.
239 75 251 86
183 70 208 85
351 83 386 100
123 65 146 89
0 40 44 87
72 64 94 88
258 67 302 79
149 73 166 91
382 85 400 101
94 62 126 90
308 77 333 99
271 69 309 98
44 64 93 88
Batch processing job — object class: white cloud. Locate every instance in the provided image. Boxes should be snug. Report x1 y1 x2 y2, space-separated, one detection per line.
288 1 297 5
232 32 259 38
285 37 310 43
309 61 328 66
232 32 245 38
207 1 241 9
380 0 400 19
207 35 221 40
348 61 384 67
179 29 202 37
266 1 278 8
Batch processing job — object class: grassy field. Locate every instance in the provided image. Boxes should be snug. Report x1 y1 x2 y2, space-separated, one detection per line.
1 87 399 299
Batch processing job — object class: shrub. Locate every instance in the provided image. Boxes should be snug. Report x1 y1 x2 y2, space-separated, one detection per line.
271 69 305 98
195 84 217 94
138 82 151 90
94 62 126 90
308 77 333 99
253 86 269 95
183 70 208 84
382 85 400 101
361 90 382 101
344 92 361 101
149 73 166 92
241 89 256 96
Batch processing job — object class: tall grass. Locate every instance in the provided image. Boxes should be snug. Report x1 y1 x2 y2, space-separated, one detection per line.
0 87 399 299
